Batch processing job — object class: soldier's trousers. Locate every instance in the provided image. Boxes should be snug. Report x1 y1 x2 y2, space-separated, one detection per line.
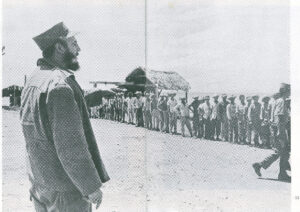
30 186 91 212
221 118 229 141
136 108 144 127
160 111 165 131
151 109 160 130
128 108 135 124
228 118 238 143
181 116 193 137
250 122 260 146
238 120 247 143
260 123 271 147
144 110 152 129
203 118 211 139
211 118 221 139
192 118 200 137
169 112 177 133
164 112 170 133
246 120 252 144
259 125 290 173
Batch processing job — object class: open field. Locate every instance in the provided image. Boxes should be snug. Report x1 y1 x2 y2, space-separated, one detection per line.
2 110 290 212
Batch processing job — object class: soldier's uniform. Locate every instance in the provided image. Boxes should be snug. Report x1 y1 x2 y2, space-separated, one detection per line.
248 95 261 146
260 96 271 148
252 84 291 181
210 95 221 140
20 22 109 212
189 97 201 138
220 95 229 141
236 95 247 144
199 96 212 139
245 96 252 144
168 94 178 134
227 96 238 143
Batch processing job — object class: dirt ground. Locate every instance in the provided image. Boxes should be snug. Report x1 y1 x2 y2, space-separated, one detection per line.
2 110 290 212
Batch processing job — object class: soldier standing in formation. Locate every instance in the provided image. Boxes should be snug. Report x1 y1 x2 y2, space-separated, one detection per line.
200 96 212 139
260 96 271 149
211 95 221 141
176 98 193 137
227 96 238 143
220 94 229 142
189 96 201 138
151 94 160 131
237 95 247 144
168 93 178 134
248 95 261 147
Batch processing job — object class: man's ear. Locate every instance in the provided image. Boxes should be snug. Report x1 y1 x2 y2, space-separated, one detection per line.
54 42 66 55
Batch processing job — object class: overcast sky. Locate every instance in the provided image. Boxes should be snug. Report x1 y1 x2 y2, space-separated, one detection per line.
3 0 289 93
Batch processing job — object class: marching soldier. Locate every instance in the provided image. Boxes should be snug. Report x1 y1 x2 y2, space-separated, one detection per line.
248 95 261 147
227 95 238 143
252 83 291 182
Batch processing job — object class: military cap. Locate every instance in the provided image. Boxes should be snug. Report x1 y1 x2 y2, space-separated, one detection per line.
252 95 259 99
221 94 227 98
228 95 236 100
204 96 210 100
262 96 270 102
33 22 78 51
239 94 245 99
193 96 199 100
135 91 142 95
279 83 290 94
246 96 252 101
213 94 219 99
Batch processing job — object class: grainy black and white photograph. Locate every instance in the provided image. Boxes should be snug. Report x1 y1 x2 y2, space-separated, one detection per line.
2 0 298 211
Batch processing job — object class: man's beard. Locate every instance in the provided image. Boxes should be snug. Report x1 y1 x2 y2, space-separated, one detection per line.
63 51 80 71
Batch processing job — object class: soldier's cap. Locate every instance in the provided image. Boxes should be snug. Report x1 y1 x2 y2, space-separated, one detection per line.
33 22 79 51
193 96 199 100
262 96 270 102
272 92 280 98
279 83 290 94
228 95 236 100
221 94 227 98
213 94 219 99
252 95 259 99
246 96 252 101
145 93 150 96
204 96 210 100
135 91 142 95
239 94 245 99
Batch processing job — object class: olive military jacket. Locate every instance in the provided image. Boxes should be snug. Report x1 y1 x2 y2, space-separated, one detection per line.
20 59 110 196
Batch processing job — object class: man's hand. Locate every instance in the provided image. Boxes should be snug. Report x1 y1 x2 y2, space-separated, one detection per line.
88 188 103 209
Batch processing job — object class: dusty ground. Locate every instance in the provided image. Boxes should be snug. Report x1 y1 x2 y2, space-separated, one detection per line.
2 110 290 212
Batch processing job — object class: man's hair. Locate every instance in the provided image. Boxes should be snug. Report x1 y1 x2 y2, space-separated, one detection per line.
42 39 67 59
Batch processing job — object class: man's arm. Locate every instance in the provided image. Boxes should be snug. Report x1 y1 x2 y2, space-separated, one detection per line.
47 85 102 196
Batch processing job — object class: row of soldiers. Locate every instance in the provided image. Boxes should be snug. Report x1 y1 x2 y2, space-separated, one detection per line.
90 88 290 150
